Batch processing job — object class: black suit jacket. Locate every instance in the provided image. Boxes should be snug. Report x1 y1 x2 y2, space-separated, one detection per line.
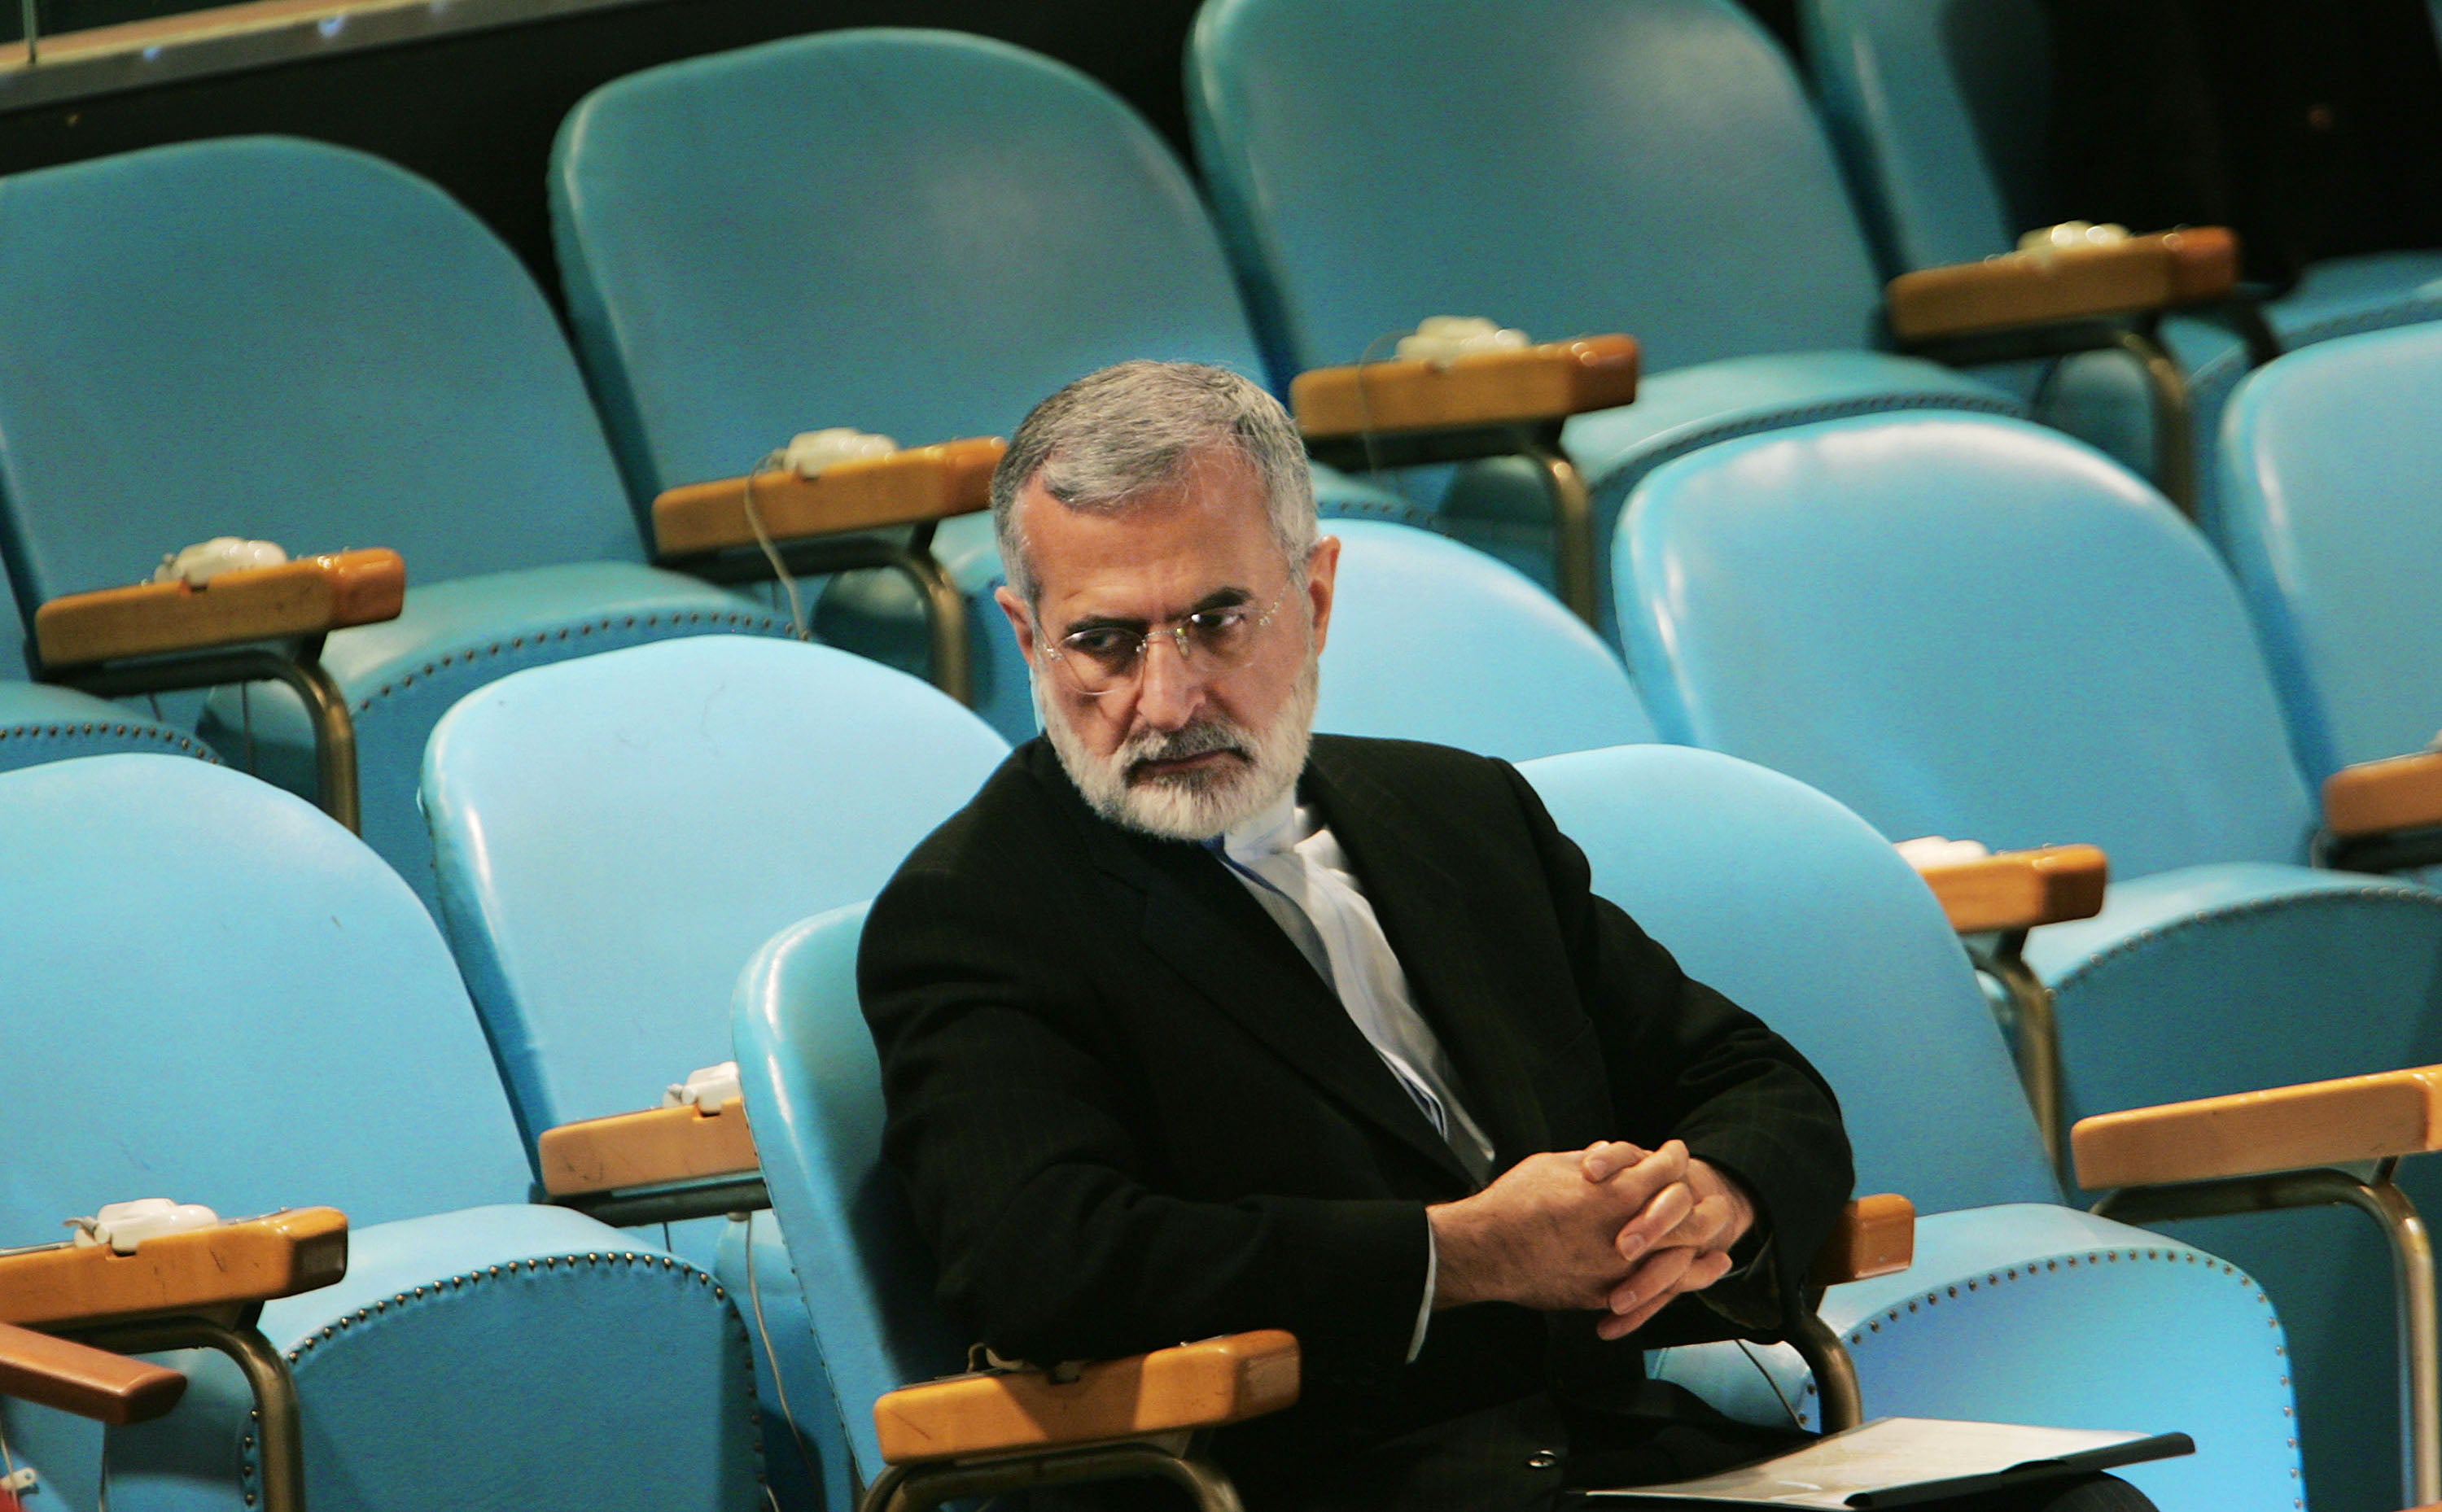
860 735 1853 1481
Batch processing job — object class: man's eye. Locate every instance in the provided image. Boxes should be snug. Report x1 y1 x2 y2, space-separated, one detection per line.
1065 629 1139 661
1186 608 1250 643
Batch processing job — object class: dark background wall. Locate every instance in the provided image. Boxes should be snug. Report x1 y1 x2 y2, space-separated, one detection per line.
0 0 1803 302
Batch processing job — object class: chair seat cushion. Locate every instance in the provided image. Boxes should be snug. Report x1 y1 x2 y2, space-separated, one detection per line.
1650 1204 2296 1511
86 1203 760 1512
0 681 219 773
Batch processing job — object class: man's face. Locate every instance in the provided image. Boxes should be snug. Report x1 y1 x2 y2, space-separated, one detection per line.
994 451 1340 841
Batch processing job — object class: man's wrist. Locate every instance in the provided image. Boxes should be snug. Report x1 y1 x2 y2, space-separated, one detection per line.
1424 1199 1483 1309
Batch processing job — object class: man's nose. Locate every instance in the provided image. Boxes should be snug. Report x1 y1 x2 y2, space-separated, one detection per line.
1132 631 1206 729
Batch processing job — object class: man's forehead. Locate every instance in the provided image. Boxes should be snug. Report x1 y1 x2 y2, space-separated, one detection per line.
1017 469 1280 612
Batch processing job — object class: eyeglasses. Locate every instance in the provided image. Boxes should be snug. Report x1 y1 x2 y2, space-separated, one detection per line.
1039 582 1296 697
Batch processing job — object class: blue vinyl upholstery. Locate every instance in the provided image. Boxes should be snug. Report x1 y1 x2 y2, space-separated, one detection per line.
0 755 758 1512
732 747 2300 1507
0 136 788 905
0 517 222 774
1520 746 2299 1511
2220 323 2442 782
422 634 1009 1509
549 28 1400 743
1617 413 2442 1511
1187 0 2021 635
1803 0 2442 534
1315 520 1652 761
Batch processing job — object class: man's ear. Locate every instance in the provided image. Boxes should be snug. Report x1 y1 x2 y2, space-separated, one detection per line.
1305 535 1343 655
994 584 1039 670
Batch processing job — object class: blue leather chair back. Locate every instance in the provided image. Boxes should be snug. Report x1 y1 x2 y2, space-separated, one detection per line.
551 28 1271 502
423 636 1009 1148
734 902 966 1487
0 137 641 608
1522 745 2055 1216
1315 520 1652 761
2220 323 2442 781
1801 0 2049 271
0 755 532 1233
1189 0 1888 379
1617 413 2317 878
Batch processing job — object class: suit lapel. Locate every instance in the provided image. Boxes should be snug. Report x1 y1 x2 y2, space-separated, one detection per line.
1028 742 1476 1190
1305 740 1551 1168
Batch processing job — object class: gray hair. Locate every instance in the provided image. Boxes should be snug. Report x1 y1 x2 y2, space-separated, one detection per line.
991 361 1318 605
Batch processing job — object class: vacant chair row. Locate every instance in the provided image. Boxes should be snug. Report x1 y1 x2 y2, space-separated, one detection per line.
0 636 2379 1512
0 1 2361 877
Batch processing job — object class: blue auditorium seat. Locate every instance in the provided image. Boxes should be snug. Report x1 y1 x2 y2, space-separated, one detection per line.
1521 745 2299 1512
0 136 789 907
732 745 2300 1510
549 28 1406 743
2219 323 2442 786
0 755 759 1512
1616 411 2442 1512
1315 520 1652 761
1186 0 2024 639
0 569 217 773
1803 0 2442 537
420 635 1011 1510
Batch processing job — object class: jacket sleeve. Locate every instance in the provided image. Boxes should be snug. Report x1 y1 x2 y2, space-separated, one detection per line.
860 857 1433 1379
1499 761 1856 1347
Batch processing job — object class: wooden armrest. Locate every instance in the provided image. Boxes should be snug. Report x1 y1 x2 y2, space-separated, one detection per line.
537 1099 760 1199
2324 750 2442 839
652 437 1004 558
2072 1064 2442 1190
1912 844 2108 933
0 1319 186 1424
33 548 406 670
1292 334 1639 439
1810 1194 1915 1287
873 1330 1299 1466
0 1208 348 1330
1886 228 2239 343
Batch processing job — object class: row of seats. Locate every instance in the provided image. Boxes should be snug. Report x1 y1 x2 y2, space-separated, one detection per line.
5 352 2438 1511
0 642 2304 1512
2 5 2439 1510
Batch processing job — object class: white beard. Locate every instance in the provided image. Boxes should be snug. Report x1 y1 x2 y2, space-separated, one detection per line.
1038 654 1319 842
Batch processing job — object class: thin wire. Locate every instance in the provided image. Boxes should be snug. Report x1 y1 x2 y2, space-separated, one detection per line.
742 1212 820 1501
1350 330 1407 487
0 1418 20 1488
145 693 164 722
742 451 811 641
239 683 255 775
94 1424 109 1512
1735 1339 1805 1427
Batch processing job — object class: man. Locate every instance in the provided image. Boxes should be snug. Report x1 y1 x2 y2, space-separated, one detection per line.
860 362 2151 1510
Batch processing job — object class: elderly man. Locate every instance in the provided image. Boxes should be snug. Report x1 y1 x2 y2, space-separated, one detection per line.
860 362 2151 1510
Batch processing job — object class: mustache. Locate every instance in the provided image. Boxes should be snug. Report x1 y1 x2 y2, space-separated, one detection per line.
1123 719 1249 779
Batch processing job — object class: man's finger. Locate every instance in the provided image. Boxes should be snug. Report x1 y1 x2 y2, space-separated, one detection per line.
1608 1245 1696 1314
1579 1140 1648 1183
1596 1249 1737 1340
1613 1179 1696 1260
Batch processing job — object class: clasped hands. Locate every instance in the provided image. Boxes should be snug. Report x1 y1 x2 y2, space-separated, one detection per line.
1427 1138 1757 1341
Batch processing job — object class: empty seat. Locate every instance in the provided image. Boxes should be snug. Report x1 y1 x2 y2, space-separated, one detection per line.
549 28 1405 742
0 135 789 907
0 754 759 1512
1315 519 1652 761
1188 0 2024 638
1803 0 2442 535
2219 321 2442 785
420 635 1011 1509
1615 411 2442 1510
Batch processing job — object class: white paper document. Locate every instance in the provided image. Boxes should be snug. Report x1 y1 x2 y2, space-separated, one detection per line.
1582 1417 2192 1507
